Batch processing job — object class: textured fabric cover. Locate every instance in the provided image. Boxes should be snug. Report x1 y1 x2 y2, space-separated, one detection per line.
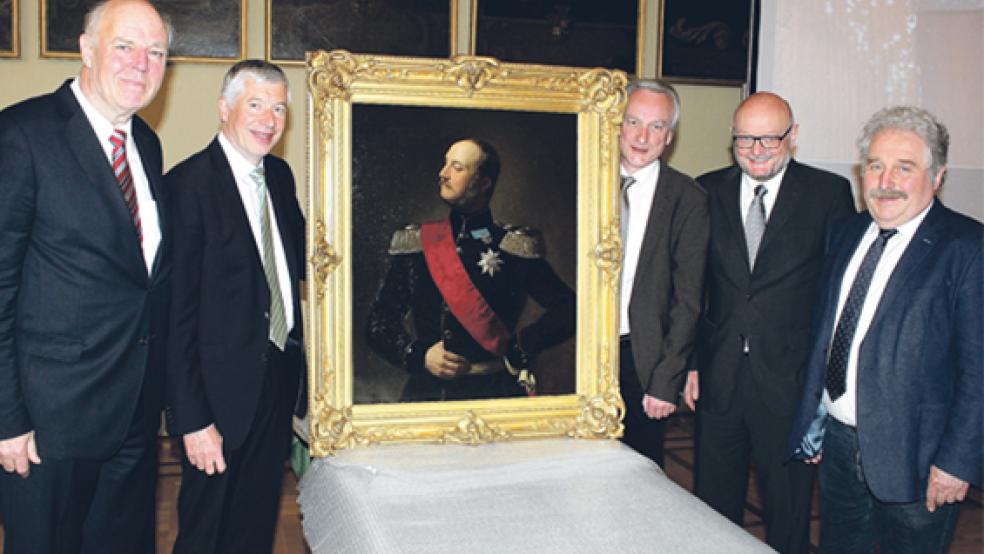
298 438 774 553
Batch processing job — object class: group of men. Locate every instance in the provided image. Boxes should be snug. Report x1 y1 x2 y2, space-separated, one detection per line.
0 0 978 552
617 79 980 553
0 1 305 552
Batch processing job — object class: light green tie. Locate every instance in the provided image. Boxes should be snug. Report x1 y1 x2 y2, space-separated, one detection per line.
250 167 288 351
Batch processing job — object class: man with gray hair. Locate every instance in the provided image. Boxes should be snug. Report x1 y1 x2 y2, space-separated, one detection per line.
0 1 171 551
616 79 708 466
166 59 306 552
789 106 981 552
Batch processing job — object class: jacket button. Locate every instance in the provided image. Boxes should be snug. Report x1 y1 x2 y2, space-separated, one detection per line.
745 294 753 301
443 330 453 340
264 311 270 320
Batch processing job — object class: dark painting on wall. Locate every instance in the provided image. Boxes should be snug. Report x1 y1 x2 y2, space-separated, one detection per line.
350 104 578 404
268 0 452 63
0 0 17 57
474 0 640 73
42 0 243 61
658 0 754 84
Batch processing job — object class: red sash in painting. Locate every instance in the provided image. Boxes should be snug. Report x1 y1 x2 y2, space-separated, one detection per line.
420 219 511 357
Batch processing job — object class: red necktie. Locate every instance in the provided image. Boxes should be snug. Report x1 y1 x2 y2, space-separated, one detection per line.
109 129 143 244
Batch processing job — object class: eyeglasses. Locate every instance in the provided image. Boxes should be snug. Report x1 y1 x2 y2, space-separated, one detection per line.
733 125 793 150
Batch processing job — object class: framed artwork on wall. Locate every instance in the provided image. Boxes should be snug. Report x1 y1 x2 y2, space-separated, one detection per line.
657 0 755 84
472 0 643 75
304 50 628 454
0 0 17 58
41 0 244 62
267 0 455 65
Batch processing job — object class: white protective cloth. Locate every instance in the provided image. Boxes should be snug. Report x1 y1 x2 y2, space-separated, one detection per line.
298 438 774 553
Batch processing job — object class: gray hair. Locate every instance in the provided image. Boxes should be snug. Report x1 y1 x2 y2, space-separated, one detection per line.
625 79 681 130
858 106 949 178
221 59 291 104
84 0 174 48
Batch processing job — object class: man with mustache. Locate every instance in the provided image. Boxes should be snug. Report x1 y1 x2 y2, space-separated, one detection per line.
366 138 575 402
788 106 981 553
687 92 855 553
0 1 171 551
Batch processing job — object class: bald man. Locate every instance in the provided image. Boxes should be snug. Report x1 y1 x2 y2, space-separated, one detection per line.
685 93 855 553
0 1 171 552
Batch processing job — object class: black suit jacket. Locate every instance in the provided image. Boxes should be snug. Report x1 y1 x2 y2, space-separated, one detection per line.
696 160 855 418
626 163 709 401
0 80 171 459
165 139 306 451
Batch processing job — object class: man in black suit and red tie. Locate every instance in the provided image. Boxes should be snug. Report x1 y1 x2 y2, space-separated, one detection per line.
165 60 307 553
0 1 172 551
685 92 856 553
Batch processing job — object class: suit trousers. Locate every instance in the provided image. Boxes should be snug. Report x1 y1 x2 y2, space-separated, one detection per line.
818 419 960 554
172 341 301 554
0 394 158 554
619 337 666 467
695 357 816 554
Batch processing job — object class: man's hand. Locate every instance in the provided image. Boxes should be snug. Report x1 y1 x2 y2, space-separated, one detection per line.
642 394 676 419
0 430 41 477
925 465 969 512
683 370 699 411
424 341 471 380
183 424 226 476
805 453 823 464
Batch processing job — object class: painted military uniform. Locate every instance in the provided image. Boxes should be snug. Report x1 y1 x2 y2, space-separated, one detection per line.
366 209 575 401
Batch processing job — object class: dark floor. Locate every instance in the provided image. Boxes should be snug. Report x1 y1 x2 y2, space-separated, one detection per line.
1 415 980 553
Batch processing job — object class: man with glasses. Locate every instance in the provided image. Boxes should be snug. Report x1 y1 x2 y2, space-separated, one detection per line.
684 92 855 553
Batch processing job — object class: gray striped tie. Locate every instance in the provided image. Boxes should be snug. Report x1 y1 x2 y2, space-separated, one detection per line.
250 168 289 351
745 184 767 269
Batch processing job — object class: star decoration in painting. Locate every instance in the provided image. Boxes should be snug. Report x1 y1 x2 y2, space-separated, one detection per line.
477 249 503 277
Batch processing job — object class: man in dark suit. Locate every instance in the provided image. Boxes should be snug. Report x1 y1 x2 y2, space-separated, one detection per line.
166 60 306 553
789 106 981 553
617 79 709 467
686 92 855 553
0 1 171 551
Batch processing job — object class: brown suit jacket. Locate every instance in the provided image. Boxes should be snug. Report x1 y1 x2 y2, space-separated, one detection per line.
626 163 710 401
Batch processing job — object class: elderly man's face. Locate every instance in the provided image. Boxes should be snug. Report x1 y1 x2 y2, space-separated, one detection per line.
732 95 797 182
219 77 289 166
439 140 488 210
79 0 169 125
619 89 675 175
862 129 942 229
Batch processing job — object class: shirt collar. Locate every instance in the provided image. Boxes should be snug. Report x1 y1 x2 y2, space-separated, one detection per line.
621 158 660 186
70 78 132 142
218 131 263 181
741 165 787 196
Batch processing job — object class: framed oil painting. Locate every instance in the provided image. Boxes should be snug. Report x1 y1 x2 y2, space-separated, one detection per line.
473 0 643 75
268 0 454 65
0 0 17 58
657 0 756 84
41 0 244 61
305 50 627 455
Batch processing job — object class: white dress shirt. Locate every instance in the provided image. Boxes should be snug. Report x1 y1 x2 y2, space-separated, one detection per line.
823 203 933 426
71 79 161 273
619 160 660 335
218 132 295 335
739 167 786 225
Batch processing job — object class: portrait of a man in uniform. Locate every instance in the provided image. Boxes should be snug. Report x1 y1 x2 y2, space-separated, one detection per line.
365 138 576 402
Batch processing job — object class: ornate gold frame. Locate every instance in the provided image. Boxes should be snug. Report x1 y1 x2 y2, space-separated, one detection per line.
304 50 627 456
0 0 18 58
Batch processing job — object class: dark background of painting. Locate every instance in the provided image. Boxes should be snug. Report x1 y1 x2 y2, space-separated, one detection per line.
475 0 638 73
43 0 241 58
0 0 12 52
270 0 450 61
660 0 754 83
351 104 578 404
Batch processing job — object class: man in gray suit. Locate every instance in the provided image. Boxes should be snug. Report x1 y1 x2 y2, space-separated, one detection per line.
617 79 709 466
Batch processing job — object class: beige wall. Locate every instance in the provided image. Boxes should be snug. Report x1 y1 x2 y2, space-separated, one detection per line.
0 0 741 191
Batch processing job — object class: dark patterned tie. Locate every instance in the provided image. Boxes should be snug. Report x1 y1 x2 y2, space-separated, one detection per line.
825 228 898 401
110 130 142 244
744 184 767 269
249 168 289 351
620 175 636 248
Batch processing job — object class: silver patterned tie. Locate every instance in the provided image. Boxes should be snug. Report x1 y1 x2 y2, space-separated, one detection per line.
620 175 636 248
745 184 768 269
249 167 289 351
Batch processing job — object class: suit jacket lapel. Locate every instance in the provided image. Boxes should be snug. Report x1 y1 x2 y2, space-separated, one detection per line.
131 120 168 280
265 161 301 287
632 166 672 287
712 167 749 278
757 161 803 258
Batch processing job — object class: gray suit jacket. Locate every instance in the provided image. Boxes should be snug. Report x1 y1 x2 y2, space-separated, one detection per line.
626 163 709 401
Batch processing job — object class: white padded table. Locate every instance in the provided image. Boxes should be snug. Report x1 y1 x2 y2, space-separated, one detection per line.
298 438 774 553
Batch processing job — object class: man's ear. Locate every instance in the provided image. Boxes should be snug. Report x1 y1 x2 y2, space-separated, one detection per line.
79 34 94 67
218 97 229 123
